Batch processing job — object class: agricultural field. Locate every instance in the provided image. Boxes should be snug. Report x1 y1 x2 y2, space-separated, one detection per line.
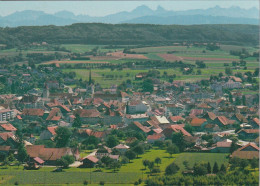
0 150 230 185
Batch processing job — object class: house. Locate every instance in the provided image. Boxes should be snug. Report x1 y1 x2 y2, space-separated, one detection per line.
223 80 242 89
0 123 17 133
113 144 130 154
0 132 18 148
26 145 79 165
189 118 207 130
165 104 184 116
95 146 112 159
150 116 170 126
81 155 99 168
231 113 248 124
237 129 259 140
0 109 14 121
162 125 191 139
22 108 45 120
231 143 259 159
251 118 259 129
168 116 185 123
46 108 62 123
125 137 137 145
45 80 59 89
75 109 101 124
124 114 149 124
0 146 10 160
40 126 58 140
131 121 151 134
214 116 235 128
189 109 204 117
203 112 216 121
147 133 165 143
126 100 148 114
211 139 232 153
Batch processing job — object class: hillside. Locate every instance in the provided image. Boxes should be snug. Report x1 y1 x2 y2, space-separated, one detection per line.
0 23 258 47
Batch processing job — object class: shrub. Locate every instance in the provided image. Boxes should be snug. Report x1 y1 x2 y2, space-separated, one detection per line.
165 162 180 175
83 180 88 185
100 181 105 185
151 168 161 173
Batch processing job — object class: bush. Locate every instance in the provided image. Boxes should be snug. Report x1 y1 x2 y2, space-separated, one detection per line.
100 181 105 185
151 168 161 173
14 181 19 185
134 181 139 185
165 162 180 175
83 180 88 185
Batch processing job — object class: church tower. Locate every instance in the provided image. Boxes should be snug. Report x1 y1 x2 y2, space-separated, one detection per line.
42 84 49 98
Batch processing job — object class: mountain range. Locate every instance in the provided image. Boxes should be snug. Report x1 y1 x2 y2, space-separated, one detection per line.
0 5 259 27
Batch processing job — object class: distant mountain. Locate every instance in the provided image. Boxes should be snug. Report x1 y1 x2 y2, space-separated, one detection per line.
0 5 258 27
122 15 259 25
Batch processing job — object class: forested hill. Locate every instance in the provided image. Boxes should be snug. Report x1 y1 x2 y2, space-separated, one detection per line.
0 23 258 47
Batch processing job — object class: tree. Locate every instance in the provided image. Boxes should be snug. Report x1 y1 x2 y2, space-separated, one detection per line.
155 157 161 167
133 145 144 157
240 159 249 170
56 155 75 168
242 95 246 105
72 113 82 128
167 144 179 157
207 162 211 174
165 162 180 175
220 164 226 173
213 162 219 174
125 150 136 162
193 162 207 176
184 124 193 135
106 135 119 148
143 159 150 170
82 136 99 148
225 67 233 75
148 161 154 173
17 144 28 163
110 161 121 172
172 132 185 151
142 78 153 93
195 60 206 68
55 127 72 148
250 157 258 170
183 160 190 170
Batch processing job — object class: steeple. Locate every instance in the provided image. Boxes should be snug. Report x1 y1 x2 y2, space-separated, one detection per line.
89 69 92 85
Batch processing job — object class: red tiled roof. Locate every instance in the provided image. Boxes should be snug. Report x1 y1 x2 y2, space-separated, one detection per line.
34 157 45 164
84 156 99 163
1 124 17 131
206 112 216 120
22 108 45 116
16 115 22 120
231 143 259 159
190 118 207 127
253 118 260 126
163 125 191 138
26 145 73 161
190 109 204 116
237 129 259 134
76 109 100 118
47 126 58 136
169 116 184 123
0 146 10 151
110 125 117 129
216 141 232 148
216 116 234 125
133 121 151 133
46 108 61 121
0 132 15 141
147 133 164 140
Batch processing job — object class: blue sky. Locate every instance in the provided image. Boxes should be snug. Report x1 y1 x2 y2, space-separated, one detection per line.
0 1 258 16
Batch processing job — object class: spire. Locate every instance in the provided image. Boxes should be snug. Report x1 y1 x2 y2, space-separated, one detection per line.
89 69 92 85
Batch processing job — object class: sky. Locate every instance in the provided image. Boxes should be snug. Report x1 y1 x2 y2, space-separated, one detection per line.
0 1 259 17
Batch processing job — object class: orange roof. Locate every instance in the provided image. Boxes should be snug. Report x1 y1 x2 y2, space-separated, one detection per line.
147 133 164 140
133 121 151 133
216 116 234 125
84 156 99 163
47 126 58 136
169 116 184 122
1 124 17 131
237 129 259 134
253 118 260 126
190 118 207 127
22 108 44 116
46 108 61 121
16 115 22 120
206 112 216 120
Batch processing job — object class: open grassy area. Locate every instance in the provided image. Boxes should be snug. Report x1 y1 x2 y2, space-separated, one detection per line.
0 151 232 185
173 152 229 171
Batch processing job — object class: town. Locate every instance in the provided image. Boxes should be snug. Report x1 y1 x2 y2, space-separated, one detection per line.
0 42 258 185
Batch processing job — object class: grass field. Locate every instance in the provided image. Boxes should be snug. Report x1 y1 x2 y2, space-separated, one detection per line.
0 151 231 185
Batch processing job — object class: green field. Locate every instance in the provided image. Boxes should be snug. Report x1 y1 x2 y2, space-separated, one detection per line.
0 150 230 185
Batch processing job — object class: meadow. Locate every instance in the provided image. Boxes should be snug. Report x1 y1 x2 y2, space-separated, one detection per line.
0 149 230 185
